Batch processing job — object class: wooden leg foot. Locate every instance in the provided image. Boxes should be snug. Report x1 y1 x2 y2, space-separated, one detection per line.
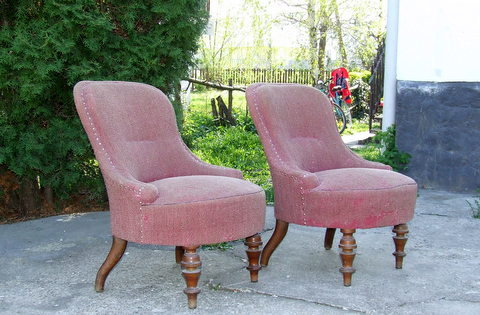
260 219 289 267
324 228 336 250
181 246 201 309
339 229 356 286
393 224 409 269
175 246 185 264
95 235 127 292
245 234 262 282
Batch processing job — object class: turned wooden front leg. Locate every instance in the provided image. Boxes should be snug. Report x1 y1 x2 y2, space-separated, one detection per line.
95 235 127 292
260 219 289 266
339 229 357 286
181 246 202 309
392 224 409 269
245 234 263 282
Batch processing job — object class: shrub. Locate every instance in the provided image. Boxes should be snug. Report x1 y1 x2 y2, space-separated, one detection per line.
349 70 371 120
467 189 480 219
370 125 411 171
0 1 208 215
190 125 273 203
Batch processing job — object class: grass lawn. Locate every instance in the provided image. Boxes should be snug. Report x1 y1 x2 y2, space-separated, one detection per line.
183 89 382 204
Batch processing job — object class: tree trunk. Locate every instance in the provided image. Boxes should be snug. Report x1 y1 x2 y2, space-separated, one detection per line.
307 0 318 80
211 98 219 118
43 185 54 210
18 177 41 217
216 96 236 126
317 24 328 81
332 0 348 65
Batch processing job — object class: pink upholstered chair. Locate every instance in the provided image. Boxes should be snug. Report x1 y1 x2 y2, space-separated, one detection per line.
73 81 265 309
246 83 417 286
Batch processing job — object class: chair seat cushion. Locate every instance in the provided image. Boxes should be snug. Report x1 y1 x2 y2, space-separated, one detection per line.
150 175 263 206
302 168 417 229
124 176 265 246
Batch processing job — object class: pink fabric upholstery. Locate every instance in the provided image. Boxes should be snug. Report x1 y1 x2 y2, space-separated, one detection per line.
73 81 265 246
246 83 417 229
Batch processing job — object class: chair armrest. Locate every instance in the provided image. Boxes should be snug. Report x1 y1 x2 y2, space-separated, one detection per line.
271 165 320 190
103 169 159 204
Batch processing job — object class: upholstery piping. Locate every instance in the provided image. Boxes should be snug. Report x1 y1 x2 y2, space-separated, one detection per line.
251 84 308 225
80 81 145 242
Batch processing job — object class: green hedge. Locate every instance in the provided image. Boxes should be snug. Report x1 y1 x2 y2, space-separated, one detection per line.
0 0 208 213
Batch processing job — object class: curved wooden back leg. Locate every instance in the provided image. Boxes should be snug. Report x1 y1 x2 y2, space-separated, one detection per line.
324 228 336 250
95 235 127 292
245 234 263 282
260 219 289 267
175 246 185 264
392 224 409 269
181 246 202 309
339 229 357 286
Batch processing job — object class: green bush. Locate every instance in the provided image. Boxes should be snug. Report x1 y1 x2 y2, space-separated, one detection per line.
370 125 411 171
0 0 208 214
467 189 480 219
182 111 219 148
349 70 371 120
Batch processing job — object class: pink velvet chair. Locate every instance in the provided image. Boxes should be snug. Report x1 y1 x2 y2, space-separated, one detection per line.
73 81 265 309
246 83 417 286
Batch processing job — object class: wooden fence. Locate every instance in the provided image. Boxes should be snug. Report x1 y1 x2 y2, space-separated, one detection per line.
191 68 317 86
368 38 385 131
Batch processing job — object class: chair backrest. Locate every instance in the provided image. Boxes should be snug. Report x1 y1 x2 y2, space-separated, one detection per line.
246 83 349 173
73 81 188 182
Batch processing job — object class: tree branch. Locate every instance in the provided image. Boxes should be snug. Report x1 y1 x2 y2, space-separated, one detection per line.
186 78 246 92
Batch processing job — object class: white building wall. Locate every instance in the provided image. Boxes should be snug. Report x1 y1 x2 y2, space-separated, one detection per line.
396 0 480 82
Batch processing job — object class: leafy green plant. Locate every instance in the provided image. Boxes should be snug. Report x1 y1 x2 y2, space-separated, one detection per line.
182 111 220 148
202 242 233 251
369 125 411 171
348 70 371 120
0 1 208 214
467 189 480 219
342 119 379 135
191 125 273 203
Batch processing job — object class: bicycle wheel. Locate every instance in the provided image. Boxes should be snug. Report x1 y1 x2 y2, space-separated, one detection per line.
333 104 347 134
338 99 352 126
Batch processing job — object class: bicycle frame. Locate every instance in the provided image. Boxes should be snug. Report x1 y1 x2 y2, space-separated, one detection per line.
330 89 352 125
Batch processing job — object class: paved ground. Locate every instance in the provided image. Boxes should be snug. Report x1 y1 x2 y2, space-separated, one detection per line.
0 189 479 314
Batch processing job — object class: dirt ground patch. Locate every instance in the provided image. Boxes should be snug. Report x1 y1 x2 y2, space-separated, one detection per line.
0 197 107 224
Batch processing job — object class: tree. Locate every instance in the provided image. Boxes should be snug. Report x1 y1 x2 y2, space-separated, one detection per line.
344 0 385 69
279 0 333 81
277 0 385 75
198 0 276 78
0 0 208 215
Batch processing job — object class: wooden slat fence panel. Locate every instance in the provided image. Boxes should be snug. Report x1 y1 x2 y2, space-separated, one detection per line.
191 68 320 86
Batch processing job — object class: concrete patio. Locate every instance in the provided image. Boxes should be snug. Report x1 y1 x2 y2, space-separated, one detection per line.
0 189 479 314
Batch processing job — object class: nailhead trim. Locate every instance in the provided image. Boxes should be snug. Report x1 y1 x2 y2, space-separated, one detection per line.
80 82 145 240
251 84 308 225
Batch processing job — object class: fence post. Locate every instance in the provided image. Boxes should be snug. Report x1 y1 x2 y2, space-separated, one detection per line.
228 78 233 112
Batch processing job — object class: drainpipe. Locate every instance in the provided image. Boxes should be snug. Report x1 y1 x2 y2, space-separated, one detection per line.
383 0 399 131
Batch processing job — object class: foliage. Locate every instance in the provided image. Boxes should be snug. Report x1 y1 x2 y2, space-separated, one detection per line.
197 0 277 74
183 91 273 203
369 125 411 171
0 0 208 213
191 124 273 203
342 119 378 136
349 71 371 120
182 111 219 148
467 189 480 219
351 144 380 162
202 242 233 251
